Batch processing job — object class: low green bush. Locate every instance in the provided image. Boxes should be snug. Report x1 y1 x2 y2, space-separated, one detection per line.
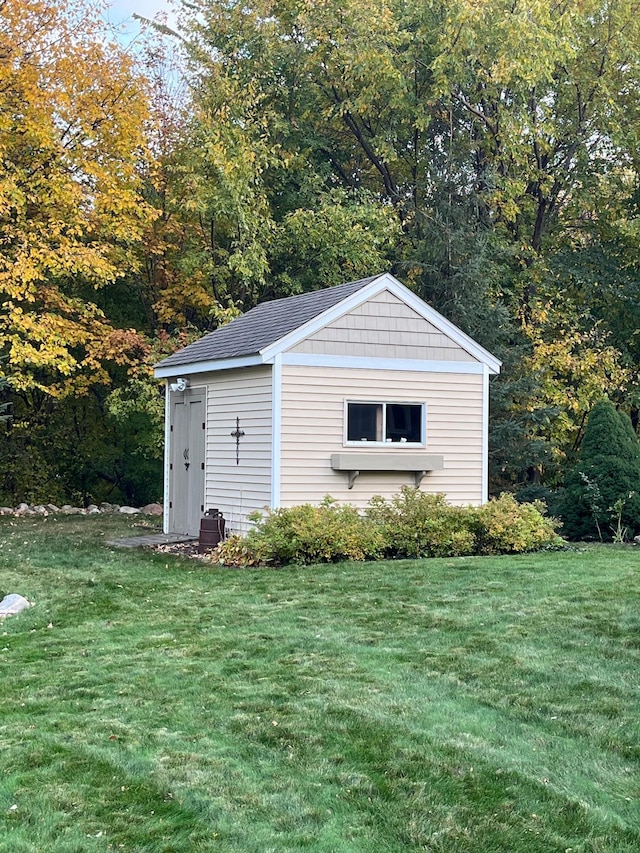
474 492 563 554
209 488 563 567
209 533 265 567
366 488 477 558
212 497 387 566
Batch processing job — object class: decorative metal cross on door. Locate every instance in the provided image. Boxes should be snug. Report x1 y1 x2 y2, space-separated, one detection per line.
230 417 245 465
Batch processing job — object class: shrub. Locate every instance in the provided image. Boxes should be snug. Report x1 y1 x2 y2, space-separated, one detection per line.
207 490 563 568
474 493 563 554
212 498 387 566
209 534 265 567
366 488 477 558
559 400 640 540
514 484 564 517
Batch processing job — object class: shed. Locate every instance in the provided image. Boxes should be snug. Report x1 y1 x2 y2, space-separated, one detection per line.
154 273 501 537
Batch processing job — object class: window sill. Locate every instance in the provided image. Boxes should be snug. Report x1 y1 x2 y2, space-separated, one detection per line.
330 452 444 489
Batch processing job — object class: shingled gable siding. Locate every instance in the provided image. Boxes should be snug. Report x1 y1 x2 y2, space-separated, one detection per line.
287 289 477 361
203 365 272 535
279 365 484 508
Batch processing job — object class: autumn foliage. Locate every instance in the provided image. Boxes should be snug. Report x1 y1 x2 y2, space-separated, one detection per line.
0 0 154 396
2 0 640 512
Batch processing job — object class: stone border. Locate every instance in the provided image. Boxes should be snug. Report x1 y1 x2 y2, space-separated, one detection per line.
0 502 163 518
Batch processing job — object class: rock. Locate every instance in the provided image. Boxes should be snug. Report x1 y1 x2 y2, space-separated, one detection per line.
0 506 13 515
119 506 141 515
32 505 48 515
60 505 84 514
99 502 119 513
0 594 31 618
14 502 30 516
86 504 100 514
141 503 163 516
46 504 59 513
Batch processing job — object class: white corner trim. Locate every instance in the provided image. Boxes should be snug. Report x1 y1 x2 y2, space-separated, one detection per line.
482 365 490 504
154 354 262 378
281 352 486 374
163 380 171 534
270 354 282 508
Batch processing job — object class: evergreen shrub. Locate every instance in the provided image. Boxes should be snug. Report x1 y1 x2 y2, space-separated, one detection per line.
559 400 640 540
210 488 562 567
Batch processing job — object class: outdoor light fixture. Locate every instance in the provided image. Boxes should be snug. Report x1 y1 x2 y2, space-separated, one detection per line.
169 377 189 392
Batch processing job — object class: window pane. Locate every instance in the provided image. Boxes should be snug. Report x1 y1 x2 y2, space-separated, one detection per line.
347 403 380 441
385 404 422 443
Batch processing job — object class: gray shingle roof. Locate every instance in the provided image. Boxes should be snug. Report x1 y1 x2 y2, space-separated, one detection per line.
155 275 382 370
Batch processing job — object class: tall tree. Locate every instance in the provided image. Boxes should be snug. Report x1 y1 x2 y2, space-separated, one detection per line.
0 0 154 398
138 0 640 492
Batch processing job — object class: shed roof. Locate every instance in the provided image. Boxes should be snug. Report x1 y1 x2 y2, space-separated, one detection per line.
155 276 379 371
154 272 502 376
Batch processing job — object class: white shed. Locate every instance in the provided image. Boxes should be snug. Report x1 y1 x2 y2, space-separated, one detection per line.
154 273 501 537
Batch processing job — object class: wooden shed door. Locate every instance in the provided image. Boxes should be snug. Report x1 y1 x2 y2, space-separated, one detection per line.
169 387 205 536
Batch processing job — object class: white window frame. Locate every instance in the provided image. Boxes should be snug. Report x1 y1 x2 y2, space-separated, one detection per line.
344 400 426 447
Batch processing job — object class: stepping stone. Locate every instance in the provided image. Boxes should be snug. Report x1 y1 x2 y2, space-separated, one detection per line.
107 533 196 549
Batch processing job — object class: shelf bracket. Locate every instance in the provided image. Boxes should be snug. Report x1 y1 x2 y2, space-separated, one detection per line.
414 470 427 487
347 470 360 489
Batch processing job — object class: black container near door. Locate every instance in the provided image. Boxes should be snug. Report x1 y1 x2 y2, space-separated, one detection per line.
198 509 226 553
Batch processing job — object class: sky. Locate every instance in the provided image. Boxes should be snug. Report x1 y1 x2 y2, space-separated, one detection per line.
103 0 176 43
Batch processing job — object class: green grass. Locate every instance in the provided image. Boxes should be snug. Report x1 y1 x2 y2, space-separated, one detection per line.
0 514 638 852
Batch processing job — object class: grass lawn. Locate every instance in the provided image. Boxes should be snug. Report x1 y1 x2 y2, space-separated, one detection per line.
0 514 638 853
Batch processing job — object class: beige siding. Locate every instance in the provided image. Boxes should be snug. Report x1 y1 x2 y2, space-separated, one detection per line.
280 365 483 508
288 289 476 361
202 366 272 534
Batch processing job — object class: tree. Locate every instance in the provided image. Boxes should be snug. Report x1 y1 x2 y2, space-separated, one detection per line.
0 0 167 505
0 372 10 424
0 0 154 397
116 3 640 511
559 401 640 540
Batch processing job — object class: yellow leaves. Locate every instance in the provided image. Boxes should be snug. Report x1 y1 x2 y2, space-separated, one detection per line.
0 0 155 398
0 297 150 398
523 300 630 456
434 0 577 89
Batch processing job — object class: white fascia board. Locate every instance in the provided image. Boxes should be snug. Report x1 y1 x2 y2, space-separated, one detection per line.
281 352 485 374
259 273 394 362
154 354 263 379
260 271 502 375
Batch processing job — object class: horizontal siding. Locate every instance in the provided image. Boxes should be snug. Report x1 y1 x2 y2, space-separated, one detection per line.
204 366 272 534
280 365 484 507
288 289 477 362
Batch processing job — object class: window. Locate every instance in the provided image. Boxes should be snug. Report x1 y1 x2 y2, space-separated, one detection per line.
346 401 424 444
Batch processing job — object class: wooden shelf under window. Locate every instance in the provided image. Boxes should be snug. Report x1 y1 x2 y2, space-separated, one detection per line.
330 452 444 489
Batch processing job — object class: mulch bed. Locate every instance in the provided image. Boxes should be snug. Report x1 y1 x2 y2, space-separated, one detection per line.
153 540 212 561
